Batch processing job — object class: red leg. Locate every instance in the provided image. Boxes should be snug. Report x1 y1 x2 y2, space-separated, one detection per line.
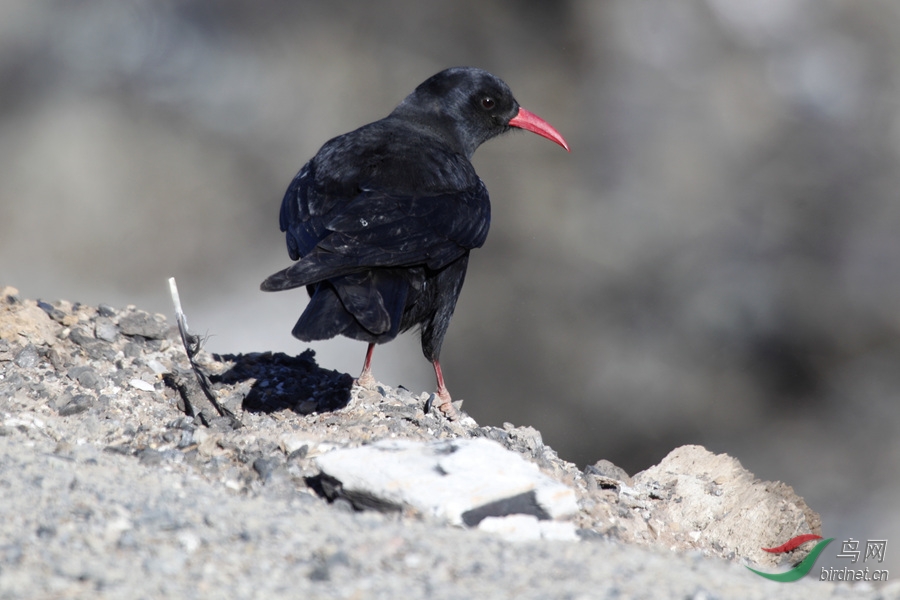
432 359 458 420
356 343 377 388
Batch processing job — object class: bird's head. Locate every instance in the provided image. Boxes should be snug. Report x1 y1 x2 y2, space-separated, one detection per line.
392 67 569 158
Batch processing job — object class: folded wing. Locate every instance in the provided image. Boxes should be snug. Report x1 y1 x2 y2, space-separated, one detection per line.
261 164 491 292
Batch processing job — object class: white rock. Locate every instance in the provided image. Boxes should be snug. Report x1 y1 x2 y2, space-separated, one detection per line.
535 481 580 519
129 378 155 392
146 359 169 375
279 434 311 455
314 438 578 525
478 514 543 541
537 520 581 542
478 514 580 542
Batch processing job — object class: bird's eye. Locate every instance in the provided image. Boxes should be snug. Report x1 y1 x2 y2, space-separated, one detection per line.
480 97 495 110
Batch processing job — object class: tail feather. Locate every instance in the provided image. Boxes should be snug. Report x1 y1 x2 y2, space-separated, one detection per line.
260 249 359 292
291 283 354 341
290 271 411 344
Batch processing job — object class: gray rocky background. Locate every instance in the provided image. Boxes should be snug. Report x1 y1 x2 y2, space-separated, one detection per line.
2 0 899 578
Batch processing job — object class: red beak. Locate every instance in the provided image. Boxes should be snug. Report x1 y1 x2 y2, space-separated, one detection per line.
508 107 570 152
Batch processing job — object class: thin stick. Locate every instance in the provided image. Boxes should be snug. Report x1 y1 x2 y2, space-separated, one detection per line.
167 277 240 425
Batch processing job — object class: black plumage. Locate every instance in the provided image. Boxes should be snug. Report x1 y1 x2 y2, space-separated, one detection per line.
261 67 568 418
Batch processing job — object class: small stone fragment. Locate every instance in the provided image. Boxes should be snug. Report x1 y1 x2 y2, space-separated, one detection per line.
94 318 119 343
14 345 39 369
58 394 94 416
586 459 633 487
118 311 168 339
47 348 66 372
36 300 69 324
138 449 165 466
68 327 96 347
129 379 155 392
97 304 117 318
146 359 168 375
253 457 280 481
68 366 103 391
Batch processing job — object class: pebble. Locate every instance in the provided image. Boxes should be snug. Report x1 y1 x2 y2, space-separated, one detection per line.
138 449 165 466
68 366 103 391
94 318 119 343
586 459 632 486
146 359 169 375
58 394 95 416
68 328 116 360
97 304 117 318
68 327 97 347
36 300 68 324
253 457 281 481
47 348 66 371
129 378 155 392
118 311 168 339
13 345 39 369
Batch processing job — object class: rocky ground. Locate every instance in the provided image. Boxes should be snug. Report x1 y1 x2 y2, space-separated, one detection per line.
0 286 896 599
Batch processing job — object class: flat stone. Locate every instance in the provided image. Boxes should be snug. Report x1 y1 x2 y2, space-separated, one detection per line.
118 311 168 339
129 379 155 392
315 438 578 526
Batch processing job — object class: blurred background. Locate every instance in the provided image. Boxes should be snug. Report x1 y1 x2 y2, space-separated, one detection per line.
2 0 898 572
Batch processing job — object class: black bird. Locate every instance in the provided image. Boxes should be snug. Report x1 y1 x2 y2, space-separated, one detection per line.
261 67 568 418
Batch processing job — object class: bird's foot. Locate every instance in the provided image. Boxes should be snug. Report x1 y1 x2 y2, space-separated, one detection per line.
433 389 459 421
354 370 377 390
355 344 378 391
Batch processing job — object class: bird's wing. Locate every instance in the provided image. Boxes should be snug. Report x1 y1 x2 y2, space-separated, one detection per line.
278 163 329 261
262 168 490 292
323 180 491 266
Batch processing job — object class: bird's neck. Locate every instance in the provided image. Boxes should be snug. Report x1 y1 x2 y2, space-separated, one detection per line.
388 104 476 159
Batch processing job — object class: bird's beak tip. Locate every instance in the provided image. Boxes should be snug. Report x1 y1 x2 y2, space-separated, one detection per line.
509 107 569 152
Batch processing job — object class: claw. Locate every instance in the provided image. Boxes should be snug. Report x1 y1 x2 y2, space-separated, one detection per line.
434 388 458 420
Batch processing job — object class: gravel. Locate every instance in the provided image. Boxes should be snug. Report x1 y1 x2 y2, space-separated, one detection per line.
0 287 895 599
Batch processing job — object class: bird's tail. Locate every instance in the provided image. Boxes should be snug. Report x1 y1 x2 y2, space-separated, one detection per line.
290 271 410 344
260 250 360 292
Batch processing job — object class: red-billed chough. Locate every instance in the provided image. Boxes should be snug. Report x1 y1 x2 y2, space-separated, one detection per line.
261 66 568 419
